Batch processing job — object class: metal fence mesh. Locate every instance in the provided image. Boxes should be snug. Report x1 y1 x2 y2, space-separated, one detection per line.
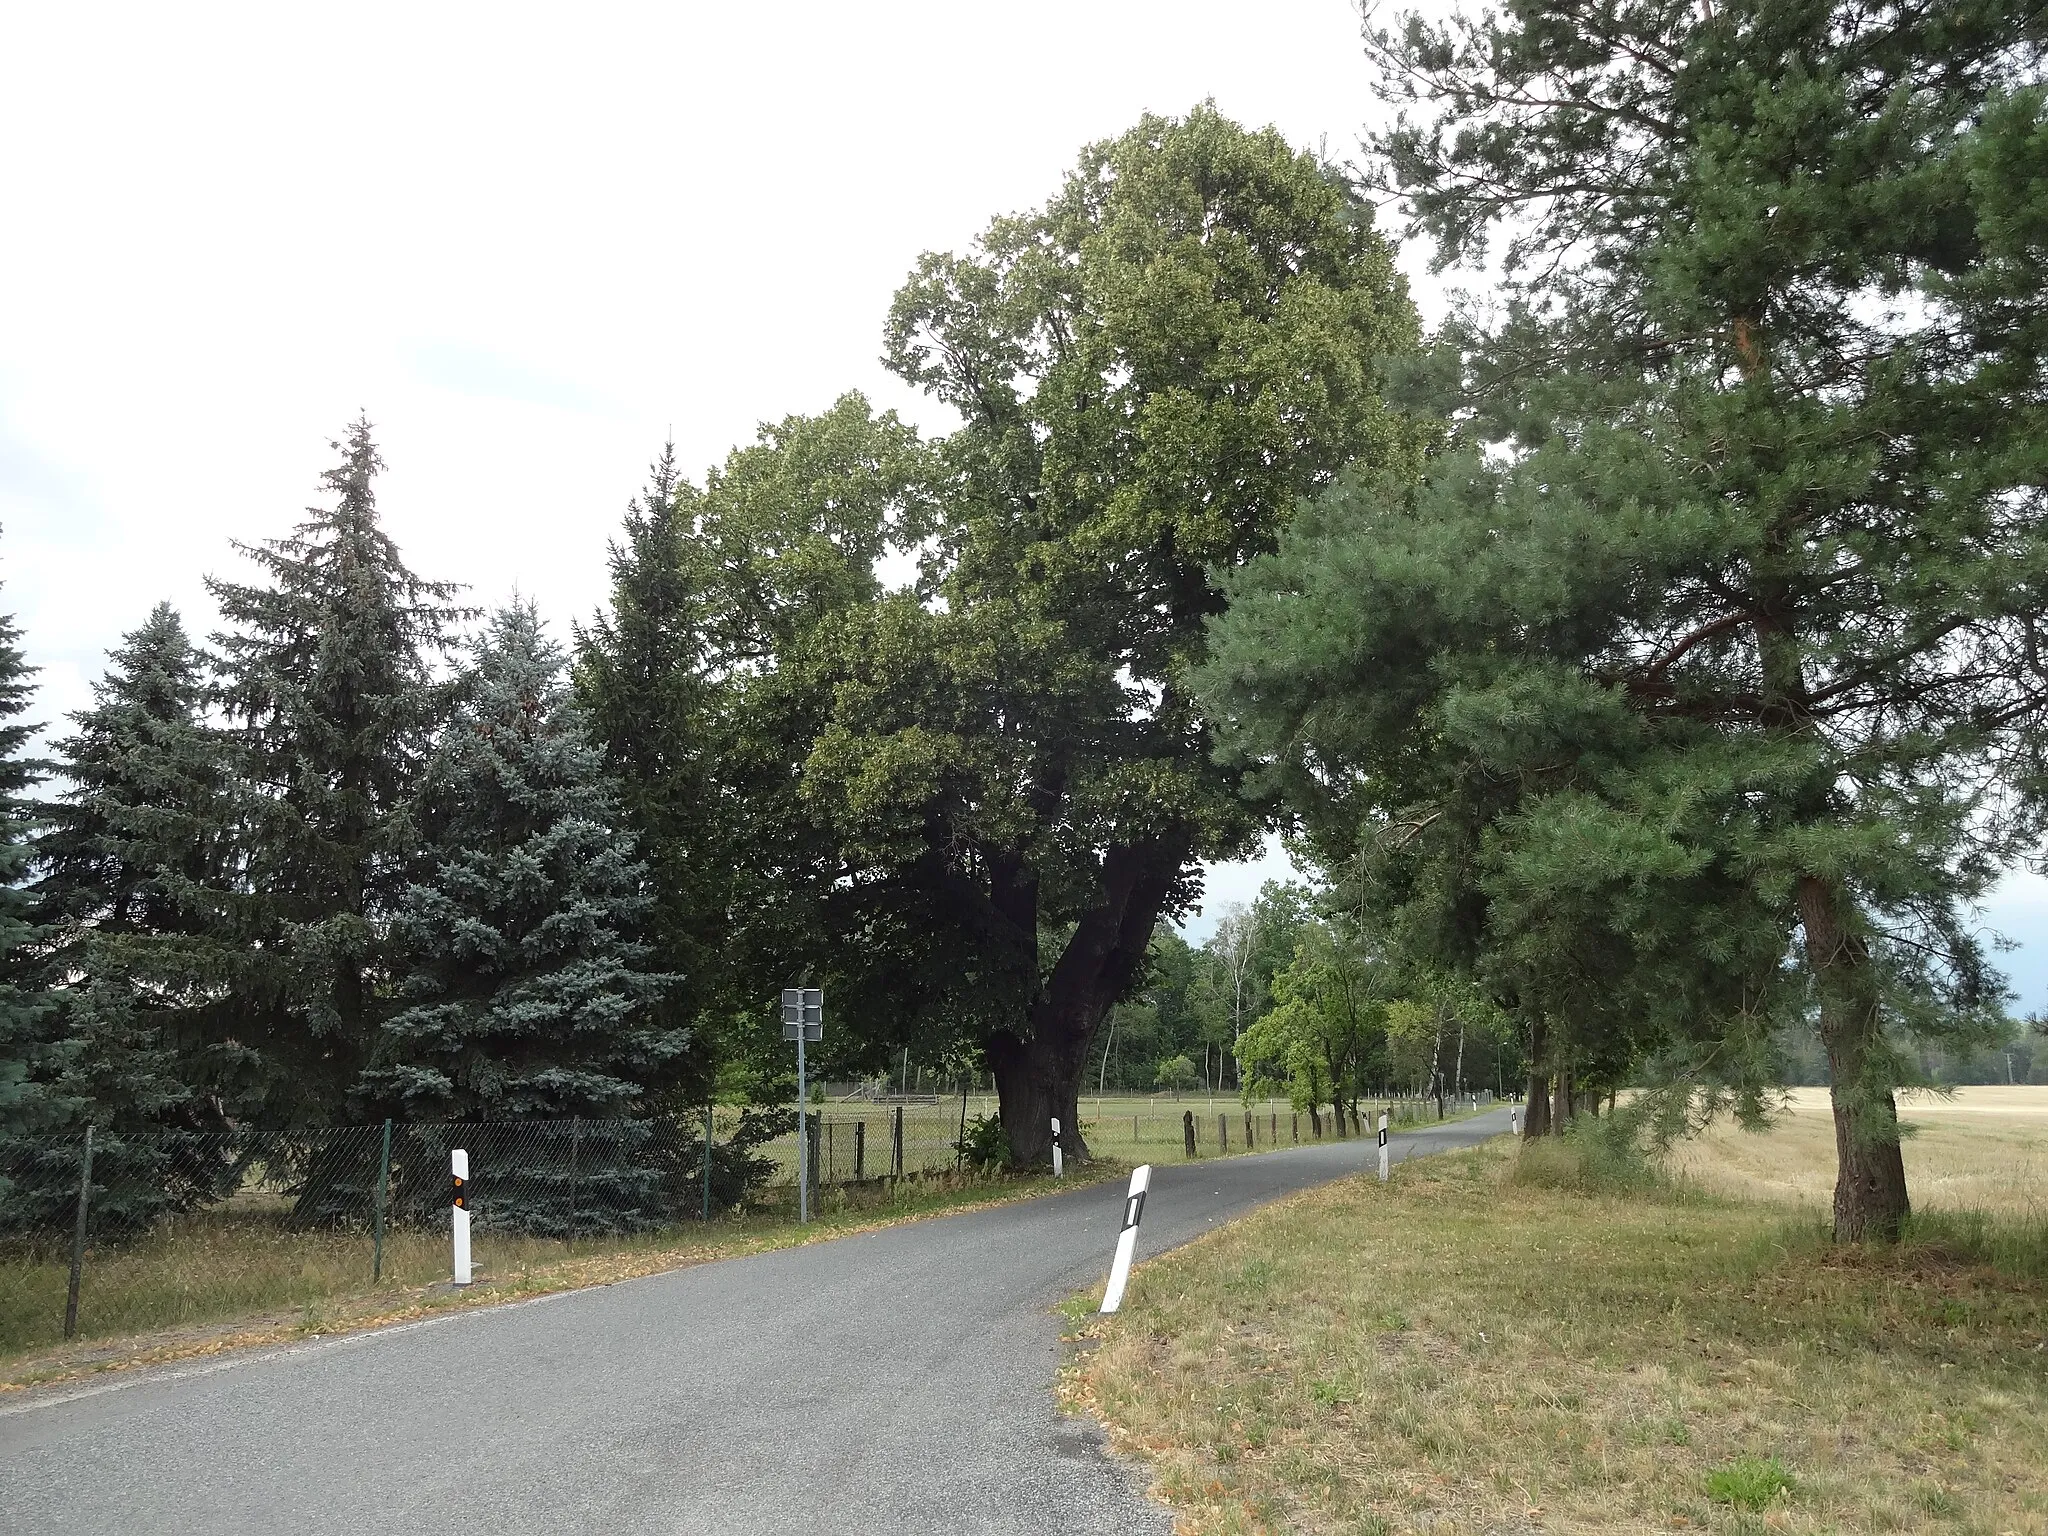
1 1092 1497 1345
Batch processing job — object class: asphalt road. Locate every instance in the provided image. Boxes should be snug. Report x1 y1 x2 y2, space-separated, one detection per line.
1 1108 1512 1535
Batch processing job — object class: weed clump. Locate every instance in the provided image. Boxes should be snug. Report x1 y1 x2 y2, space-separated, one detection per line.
1705 1454 1794 1510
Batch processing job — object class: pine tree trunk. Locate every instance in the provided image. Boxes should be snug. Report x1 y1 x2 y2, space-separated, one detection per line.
1523 1019 1551 1138
1798 874 1910 1241
1523 1081 1551 1138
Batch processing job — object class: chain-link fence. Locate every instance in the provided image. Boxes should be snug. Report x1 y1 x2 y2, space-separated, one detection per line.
1 1091 1499 1349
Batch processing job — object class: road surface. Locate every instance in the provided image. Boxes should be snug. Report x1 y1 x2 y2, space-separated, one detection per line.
1 1108 1512 1535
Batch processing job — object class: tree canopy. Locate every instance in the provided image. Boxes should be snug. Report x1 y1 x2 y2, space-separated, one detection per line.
1198 0 2048 1237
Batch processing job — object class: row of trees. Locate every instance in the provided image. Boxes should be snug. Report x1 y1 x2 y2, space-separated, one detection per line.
1 427 689 1163
1095 886 1520 1116
4 0 2044 1245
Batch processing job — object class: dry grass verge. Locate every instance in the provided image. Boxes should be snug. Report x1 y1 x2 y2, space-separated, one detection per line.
3 1162 1116 1391
1068 1141 2048 1535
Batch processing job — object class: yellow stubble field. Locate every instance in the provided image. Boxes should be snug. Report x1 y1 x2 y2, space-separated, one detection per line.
1664 1084 2048 1218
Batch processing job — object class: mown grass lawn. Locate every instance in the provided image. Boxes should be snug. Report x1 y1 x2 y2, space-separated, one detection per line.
1068 1138 2048 1535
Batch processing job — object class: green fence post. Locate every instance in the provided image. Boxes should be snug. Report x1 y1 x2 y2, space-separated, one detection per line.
372 1118 393 1282
63 1125 94 1340
701 1102 713 1222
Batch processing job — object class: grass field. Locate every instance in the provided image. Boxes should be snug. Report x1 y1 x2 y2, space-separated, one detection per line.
796 1092 1462 1179
1071 1090 2048 1535
1666 1086 2048 1220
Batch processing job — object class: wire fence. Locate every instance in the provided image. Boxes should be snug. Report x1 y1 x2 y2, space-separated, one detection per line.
1 1091 1498 1346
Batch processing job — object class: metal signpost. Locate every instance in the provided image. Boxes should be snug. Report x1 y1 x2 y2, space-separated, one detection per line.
782 988 823 1222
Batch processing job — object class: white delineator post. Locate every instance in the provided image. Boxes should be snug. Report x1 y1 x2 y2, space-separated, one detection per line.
1051 1117 1064 1179
1511 1105 1522 1135
451 1148 472 1286
1099 1163 1151 1314
1377 1113 1389 1182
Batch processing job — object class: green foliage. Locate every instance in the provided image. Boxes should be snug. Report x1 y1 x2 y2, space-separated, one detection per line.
1705 1455 1795 1511
1152 1053 1197 1094
953 1111 1007 1172
800 106 1421 1164
575 443 723 1104
1235 920 1383 1122
34 605 235 1136
0 584 62 1141
1201 1 2048 1233
370 602 685 1121
207 417 468 1125
1510 1119 1670 1199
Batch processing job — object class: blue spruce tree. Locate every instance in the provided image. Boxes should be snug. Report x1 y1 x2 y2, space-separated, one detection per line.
368 601 689 1232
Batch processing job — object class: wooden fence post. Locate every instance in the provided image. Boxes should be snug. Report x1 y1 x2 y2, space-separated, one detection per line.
1182 1110 1196 1159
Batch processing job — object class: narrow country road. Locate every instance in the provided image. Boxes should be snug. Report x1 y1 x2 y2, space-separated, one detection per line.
1 1109 1511 1535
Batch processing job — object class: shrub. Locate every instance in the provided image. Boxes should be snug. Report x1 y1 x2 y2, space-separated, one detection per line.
1509 1115 1667 1196
953 1111 1007 1172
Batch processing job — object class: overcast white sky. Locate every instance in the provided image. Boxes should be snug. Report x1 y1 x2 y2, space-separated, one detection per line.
3 2 2043 1002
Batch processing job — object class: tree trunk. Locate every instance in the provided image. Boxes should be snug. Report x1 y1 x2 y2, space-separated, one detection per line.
1523 1019 1551 1138
1552 1068 1571 1132
1523 1079 1550 1138
989 836 1185 1167
1798 874 1911 1241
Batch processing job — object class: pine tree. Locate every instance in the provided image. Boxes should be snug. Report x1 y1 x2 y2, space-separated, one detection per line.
373 600 684 1119
208 417 466 1126
18 602 268 1232
1201 0 2048 1239
0 587 62 1140
575 444 723 1103
36 604 236 1124
369 602 686 1232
